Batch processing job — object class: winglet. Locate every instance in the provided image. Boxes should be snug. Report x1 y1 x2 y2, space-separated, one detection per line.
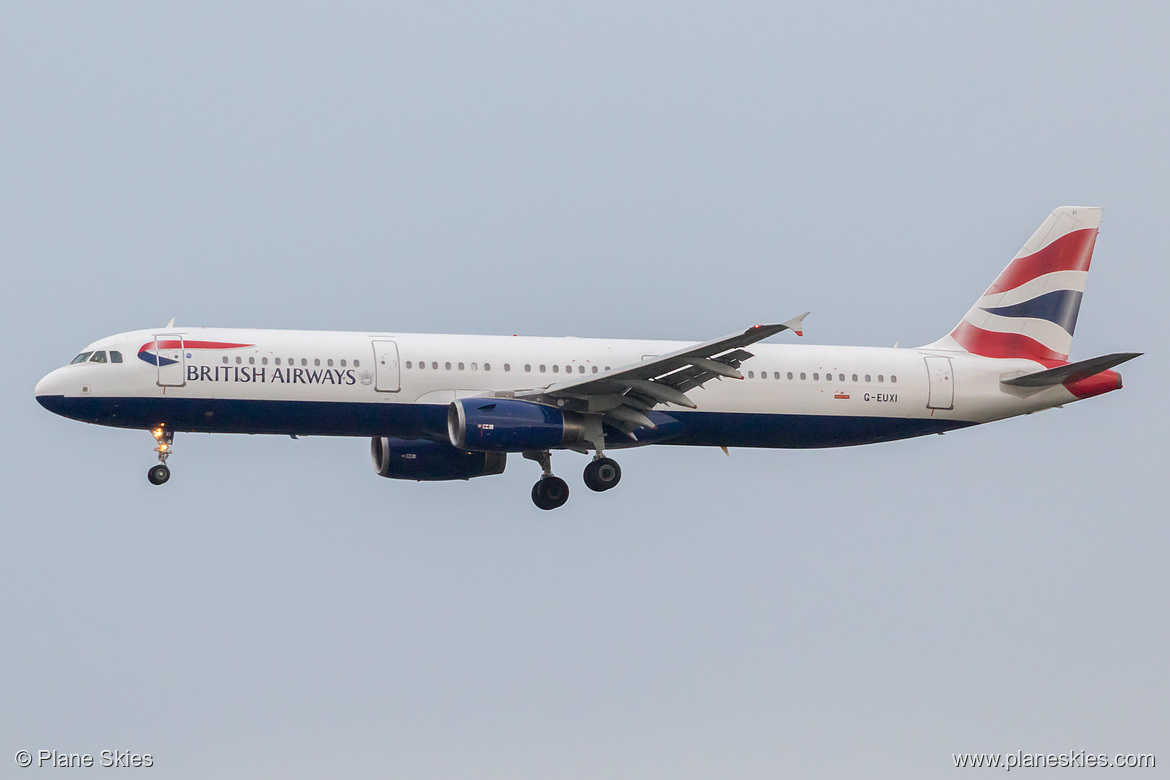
782 312 809 337
165 317 176 328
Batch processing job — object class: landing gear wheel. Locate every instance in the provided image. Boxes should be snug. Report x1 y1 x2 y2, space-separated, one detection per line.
531 476 570 510
583 457 621 492
148 464 171 485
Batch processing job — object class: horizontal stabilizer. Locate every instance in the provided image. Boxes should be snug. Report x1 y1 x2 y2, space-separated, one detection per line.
1001 352 1142 388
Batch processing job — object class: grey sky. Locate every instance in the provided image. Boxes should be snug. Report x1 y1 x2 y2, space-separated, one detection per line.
2 4 1167 778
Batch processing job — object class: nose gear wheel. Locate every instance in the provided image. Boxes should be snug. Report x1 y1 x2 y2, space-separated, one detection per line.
147 427 174 486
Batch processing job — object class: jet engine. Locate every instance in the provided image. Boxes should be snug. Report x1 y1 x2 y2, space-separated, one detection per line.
370 437 506 481
448 398 586 452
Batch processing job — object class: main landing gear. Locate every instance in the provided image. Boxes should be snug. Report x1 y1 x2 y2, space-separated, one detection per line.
523 450 623 510
147 427 173 485
583 456 621 492
524 450 569 510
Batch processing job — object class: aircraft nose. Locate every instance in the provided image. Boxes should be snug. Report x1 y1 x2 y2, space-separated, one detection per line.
35 368 65 406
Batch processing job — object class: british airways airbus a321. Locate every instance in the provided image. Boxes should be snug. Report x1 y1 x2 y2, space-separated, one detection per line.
36 207 1138 509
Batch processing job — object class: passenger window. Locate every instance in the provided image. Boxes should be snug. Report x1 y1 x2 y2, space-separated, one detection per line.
564 365 571 373
524 364 531 372
223 356 229 364
826 374 832 382
838 373 844 382
787 372 793 380
504 364 511 372
327 359 334 367
484 363 491 371
553 365 559 373
70 352 93 364
431 361 438 370
471 363 478 371
353 360 360 368
301 359 307 367
340 359 346 367
865 374 871 382
275 358 281 366
851 374 857 382
774 372 780 380
891 375 898 383
800 372 806 380
539 364 546 373
748 371 754 379
579 366 585 374
90 351 107 363
878 375 884 383
812 373 819 380
405 361 412 369
445 362 451 370
315 359 321 367
110 351 123 363
236 356 242 364
459 362 465 370
249 357 255 365
262 357 268 365
592 366 598 374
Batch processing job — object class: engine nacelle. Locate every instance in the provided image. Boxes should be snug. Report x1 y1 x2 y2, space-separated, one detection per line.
448 398 585 452
371 437 506 481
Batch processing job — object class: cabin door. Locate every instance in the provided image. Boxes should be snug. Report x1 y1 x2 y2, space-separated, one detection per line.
925 356 954 410
154 334 186 387
373 340 401 392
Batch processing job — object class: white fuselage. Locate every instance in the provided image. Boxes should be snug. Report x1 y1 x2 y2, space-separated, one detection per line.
36 326 1081 449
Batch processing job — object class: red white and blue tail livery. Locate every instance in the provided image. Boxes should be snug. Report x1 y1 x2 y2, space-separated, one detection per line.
930 206 1100 363
36 207 1139 509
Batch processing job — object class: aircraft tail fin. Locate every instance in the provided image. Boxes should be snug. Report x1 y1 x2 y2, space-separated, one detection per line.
924 206 1102 362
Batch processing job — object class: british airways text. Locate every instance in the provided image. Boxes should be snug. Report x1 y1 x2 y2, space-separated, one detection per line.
186 365 358 385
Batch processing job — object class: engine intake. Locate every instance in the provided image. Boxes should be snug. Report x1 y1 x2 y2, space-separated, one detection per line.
371 437 506 481
448 398 585 452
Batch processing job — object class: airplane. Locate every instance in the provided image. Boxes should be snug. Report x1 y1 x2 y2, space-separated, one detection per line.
36 206 1139 509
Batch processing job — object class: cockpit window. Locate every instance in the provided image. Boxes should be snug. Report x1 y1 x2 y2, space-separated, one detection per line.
110 351 123 363
70 352 93 364
89 351 107 363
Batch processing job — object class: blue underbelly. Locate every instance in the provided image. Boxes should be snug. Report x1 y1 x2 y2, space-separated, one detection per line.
36 395 973 448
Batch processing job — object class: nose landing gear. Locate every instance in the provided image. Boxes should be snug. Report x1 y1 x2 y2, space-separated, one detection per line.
147 427 173 485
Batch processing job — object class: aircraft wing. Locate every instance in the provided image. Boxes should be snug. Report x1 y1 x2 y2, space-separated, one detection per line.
512 313 808 437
